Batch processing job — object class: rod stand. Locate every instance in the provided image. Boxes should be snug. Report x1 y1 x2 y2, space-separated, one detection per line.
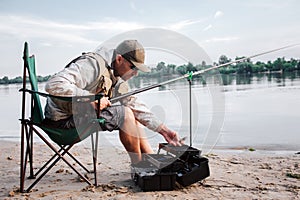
187 71 193 146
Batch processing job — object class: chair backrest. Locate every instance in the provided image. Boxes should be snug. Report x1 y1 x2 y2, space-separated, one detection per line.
21 42 102 145
23 42 44 124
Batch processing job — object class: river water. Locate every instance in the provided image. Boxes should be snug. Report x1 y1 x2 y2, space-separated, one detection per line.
1 72 300 152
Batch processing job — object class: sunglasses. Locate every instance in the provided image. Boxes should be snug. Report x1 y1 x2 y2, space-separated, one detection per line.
130 65 138 71
122 55 138 71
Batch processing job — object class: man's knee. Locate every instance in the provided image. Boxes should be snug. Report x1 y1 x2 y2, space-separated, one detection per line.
123 106 135 122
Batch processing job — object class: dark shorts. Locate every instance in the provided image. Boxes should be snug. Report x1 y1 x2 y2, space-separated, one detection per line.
43 105 125 132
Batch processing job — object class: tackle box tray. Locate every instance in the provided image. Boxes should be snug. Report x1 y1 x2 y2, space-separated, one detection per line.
131 160 176 191
144 154 181 170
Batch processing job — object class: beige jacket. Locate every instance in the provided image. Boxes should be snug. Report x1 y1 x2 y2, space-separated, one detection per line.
44 47 162 132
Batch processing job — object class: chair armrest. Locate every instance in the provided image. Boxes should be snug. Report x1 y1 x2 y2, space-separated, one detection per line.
19 88 103 102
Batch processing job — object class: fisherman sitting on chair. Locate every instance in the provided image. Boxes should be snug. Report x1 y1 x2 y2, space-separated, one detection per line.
43 39 182 164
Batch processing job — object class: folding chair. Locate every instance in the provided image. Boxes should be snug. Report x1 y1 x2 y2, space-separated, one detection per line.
19 42 104 192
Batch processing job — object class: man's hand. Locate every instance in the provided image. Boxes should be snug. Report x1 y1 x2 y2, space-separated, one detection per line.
91 97 111 111
158 124 182 146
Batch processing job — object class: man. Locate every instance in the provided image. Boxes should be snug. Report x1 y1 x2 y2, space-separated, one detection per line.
43 40 181 163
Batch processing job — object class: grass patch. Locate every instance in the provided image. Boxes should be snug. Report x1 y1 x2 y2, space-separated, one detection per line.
286 173 300 179
248 148 256 152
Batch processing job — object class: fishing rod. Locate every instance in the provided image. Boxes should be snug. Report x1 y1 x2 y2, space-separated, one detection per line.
110 43 299 103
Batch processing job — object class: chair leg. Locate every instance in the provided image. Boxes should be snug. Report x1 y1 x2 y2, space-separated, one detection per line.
20 123 26 192
64 146 90 173
26 144 72 192
34 147 63 177
34 145 90 178
21 123 98 192
26 125 35 179
91 132 99 186
24 126 94 192
30 127 34 177
20 123 36 192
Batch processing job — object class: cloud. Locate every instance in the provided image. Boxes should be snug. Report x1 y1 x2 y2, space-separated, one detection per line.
167 19 205 31
203 36 239 43
0 15 145 46
214 11 224 19
203 24 212 31
88 19 144 31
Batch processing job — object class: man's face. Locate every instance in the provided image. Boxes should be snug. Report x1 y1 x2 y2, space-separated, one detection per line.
114 55 138 81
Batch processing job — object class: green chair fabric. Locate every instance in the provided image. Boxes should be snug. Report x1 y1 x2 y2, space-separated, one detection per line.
23 42 104 145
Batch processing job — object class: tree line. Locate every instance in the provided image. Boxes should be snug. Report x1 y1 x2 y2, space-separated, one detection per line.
138 56 300 78
0 75 51 85
1 56 299 84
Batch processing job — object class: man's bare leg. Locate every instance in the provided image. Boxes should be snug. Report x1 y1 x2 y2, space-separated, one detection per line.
119 107 153 163
136 123 154 154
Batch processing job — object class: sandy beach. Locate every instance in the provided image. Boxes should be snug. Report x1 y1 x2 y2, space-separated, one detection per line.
0 140 299 200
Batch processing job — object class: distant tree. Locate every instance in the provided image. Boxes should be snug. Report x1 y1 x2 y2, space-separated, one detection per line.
236 62 253 74
219 55 231 65
255 61 263 65
251 64 261 73
156 62 166 71
236 56 251 63
194 64 201 71
176 65 186 75
282 62 294 72
167 64 176 73
254 62 267 73
186 62 197 72
0 75 51 85
272 57 284 71
2 76 9 84
264 61 272 72
10 76 23 83
290 58 298 67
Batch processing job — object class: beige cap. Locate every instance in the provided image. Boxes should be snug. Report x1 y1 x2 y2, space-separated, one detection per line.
115 40 150 72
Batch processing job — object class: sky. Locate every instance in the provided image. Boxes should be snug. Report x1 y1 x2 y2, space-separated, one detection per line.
0 0 299 77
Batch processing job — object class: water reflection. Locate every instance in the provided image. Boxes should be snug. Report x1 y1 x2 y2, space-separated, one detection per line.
129 71 300 91
0 84 14 95
222 71 300 87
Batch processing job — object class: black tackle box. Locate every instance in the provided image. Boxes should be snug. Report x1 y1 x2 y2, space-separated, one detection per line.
131 143 210 191
131 160 177 191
